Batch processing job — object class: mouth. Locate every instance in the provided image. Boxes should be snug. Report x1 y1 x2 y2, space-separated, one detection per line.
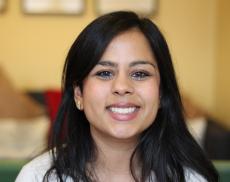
108 107 138 114
106 103 140 121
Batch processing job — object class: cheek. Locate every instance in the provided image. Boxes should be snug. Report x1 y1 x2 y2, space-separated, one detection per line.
138 83 160 126
82 80 110 107
137 82 160 105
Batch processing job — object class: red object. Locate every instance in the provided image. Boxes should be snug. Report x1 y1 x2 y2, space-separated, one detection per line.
44 90 62 122
44 89 62 141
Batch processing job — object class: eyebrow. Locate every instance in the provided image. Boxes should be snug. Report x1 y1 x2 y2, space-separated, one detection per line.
97 61 117 67
129 60 157 68
97 60 157 68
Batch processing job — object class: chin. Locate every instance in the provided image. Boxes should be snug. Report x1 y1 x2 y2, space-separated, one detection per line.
110 129 140 140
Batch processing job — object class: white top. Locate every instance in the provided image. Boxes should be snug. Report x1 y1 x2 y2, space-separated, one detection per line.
187 117 207 147
16 152 207 182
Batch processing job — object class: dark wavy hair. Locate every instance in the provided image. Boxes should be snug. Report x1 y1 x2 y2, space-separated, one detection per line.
44 11 218 182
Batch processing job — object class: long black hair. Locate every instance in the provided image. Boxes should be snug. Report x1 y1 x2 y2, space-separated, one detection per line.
44 11 218 182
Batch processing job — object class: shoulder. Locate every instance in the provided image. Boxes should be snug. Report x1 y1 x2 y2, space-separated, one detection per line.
15 152 54 182
149 169 207 182
185 168 207 182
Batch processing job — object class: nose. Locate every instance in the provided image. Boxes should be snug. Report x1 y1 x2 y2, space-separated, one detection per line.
112 73 134 96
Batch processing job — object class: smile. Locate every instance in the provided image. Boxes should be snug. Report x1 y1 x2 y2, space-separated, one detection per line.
107 105 140 121
109 107 137 114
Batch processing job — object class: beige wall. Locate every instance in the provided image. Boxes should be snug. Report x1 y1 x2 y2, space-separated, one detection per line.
215 0 230 126
153 0 217 114
0 0 229 125
0 0 95 90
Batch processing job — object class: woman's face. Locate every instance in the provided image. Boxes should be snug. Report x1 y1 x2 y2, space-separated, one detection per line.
74 29 160 142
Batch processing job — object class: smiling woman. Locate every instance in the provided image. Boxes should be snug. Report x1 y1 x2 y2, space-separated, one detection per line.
73 29 160 141
16 11 218 182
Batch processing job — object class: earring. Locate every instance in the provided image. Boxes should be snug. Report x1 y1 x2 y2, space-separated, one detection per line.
76 100 82 110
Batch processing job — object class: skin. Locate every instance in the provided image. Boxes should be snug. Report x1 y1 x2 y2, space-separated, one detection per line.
74 28 160 181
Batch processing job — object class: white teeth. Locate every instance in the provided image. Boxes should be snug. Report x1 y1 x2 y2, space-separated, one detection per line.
109 107 136 114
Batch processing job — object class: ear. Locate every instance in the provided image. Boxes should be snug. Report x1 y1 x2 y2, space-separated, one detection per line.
74 86 83 110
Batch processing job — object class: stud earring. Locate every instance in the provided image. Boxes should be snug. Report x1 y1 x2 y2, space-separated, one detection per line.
76 100 82 110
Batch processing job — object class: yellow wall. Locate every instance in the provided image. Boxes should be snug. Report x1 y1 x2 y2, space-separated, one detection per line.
215 0 230 126
1 0 229 125
0 0 95 90
153 0 217 114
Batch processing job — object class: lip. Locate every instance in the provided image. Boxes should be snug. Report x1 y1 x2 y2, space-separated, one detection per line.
106 103 140 121
106 102 140 108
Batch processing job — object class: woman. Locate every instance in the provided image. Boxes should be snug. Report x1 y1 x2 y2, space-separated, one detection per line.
16 11 218 182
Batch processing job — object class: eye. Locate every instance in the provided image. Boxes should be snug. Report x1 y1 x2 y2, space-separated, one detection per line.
95 70 114 80
131 71 151 81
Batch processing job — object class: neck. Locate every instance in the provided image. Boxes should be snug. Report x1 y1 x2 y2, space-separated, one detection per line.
90 128 140 178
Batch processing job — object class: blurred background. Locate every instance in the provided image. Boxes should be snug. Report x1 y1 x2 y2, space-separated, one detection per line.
0 0 229 181
0 0 230 126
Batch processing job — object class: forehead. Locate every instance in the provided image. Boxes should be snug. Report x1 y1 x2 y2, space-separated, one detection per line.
100 28 155 64
106 28 151 49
